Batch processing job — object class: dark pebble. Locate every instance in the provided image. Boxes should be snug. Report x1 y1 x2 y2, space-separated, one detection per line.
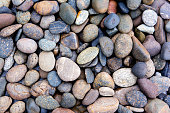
0 77 7 96
60 93 76 108
47 71 62 87
107 57 122 72
26 98 40 113
0 6 12 14
164 95 170 106
118 2 129 14
59 44 73 58
161 42 170 60
161 62 170 78
132 62 147 78
85 68 94 84
104 13 120 29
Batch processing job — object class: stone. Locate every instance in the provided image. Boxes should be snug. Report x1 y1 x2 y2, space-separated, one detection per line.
35 95 60 110
107 57 122 72
75 10 89 25
16 0 33 11
160 2 170 19
72 80 91 99
0 96 12 113
60 93 76 108
93 72 115 89
145 98 170 113
47 71 61 87
0 77 7 96
99 87 115 96
143 0 154 5
140 4 156 11
99 36 114 57
57 82 72 93
0 36 14 58
161 42 170 60
7 83 31 100
0 0 10 7
164 95 170 106
126 90 147 108
52 108 74 113
142 9 158 27
56 57 80 81
77 47 99 65
49 21 70 35
17 38 37 54
14 50 27 64
82 24 98 42
59 44 72 58
10 101 25 113
113 68 137 87
133 15 142 27
26 53 38 69
44 30 60 43
104 13 120 29
118 2 129 13
106 27 118 37
26 98 40 113
39 68 48 78
76 0 90 10
92 0 109 13
82 89 99 105
132 62 147 78
90 14 106 25
34 1 59 15
24 70 39 86
99 48 107 66
108 0 117 14
123 56 135 67
0 24 22 37
153 54 166 71
87 97 119 113
114 34 133 58
6 64 27 83
126 106 144 112
127 0 141 10
145 59 155 78
0 14 15 29
39 39 56 51
118 14 133 33
137 24 155 34
23 23 43 40
130 9 142 19
57 0 67 3
138 78 158 98
39 51 55 72
118 105 133 113
132 36 150 62
59 3 77 25
85 68 94 83
165 21 170 33
40 15 55 29
16 11 31 24
151 0 166 13
0 6 12 14
12 0 24 6
31 11 41 24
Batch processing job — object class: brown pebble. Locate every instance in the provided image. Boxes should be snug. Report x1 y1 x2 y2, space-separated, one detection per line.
0 14 15 29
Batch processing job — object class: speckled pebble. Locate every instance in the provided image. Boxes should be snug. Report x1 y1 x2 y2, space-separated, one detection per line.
60 93 76 108
24 70 39 86
39 39 56 51
26 53 38 69
47 71 61 87
16 11 31 24
10 101 25 113
57 82 72 93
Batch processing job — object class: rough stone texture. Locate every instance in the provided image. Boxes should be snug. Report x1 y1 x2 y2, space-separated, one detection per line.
10 101 25 113
0 96 12 113
107 57 122 72
127 0 141 10
60 93 76 108
16 11 31 24
145 59 155 78
24 70 39 86
137 24 155 34
153 54 166 71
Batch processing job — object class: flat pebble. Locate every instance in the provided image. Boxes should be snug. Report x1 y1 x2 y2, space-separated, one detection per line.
47 71 61 87
57 82 72 93
44 30 60 43
26 98 40 113
60 93 76 108
24 70 39 86
92 0 109 13
16 11 31 24
145 59 155 78
39 39 56 51
104 13 120 29
75 10 89 25
26 53 38 69
85 68 94 84
132 62 147 78
99 87 115 96
14 50 27 64
0 96 12 113
10 101 25 113
40 15 55 29
137 24 154 34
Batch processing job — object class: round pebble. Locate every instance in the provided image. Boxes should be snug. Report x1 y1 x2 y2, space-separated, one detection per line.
26 53 38 69
24 70 39 86
92 0 109 14
16 11 31 24
39 39 56 51
10 101 25 113
60 93 76 108
132 62 147 78
47 71 61 87
127 0 141 10
104 13 120 29
77 0 90 10
14 50 27 64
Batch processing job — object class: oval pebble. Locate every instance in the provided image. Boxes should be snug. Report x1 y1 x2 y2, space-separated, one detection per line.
24 70 39 86
92 0 109 14
47 71 61 87
0 96 12 113
104 13 120 29
75 10 89 25
16 11 31 24
10 101 25 113
39 39 56 51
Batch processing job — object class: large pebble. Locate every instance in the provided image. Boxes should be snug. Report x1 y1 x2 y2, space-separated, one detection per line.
132 62 147 78
127 0 141 10
7 83 31 100
10 101 25 113
104 13 120 29
0 13 15 29
47 71 61 87
77 0 90 10
33 1 59 15
0 6 12 14
39 39 56 51
26 98 40 113
0 96 12 113
115 34 133 58
40 15 55 29
26 53 38 69
23 23 43 40
6 64 27 83
113 68 137 87
87 97 119 113
17 38 37 54
39 51 55 72
92 0 109 13
75 10 89 25
24 70 39 86
60 93 76 108
160 2 170 19
161 42 170 60
16 11 31 24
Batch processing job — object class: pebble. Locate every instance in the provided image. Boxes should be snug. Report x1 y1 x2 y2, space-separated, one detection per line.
126 90 147 108
138 78 158 98
26 98 40 113
153 54 166 71
24 70 39 86
108 0 117 14
39 39 56 51
0 77 7 96
72 80 91 99
132 36 150 62
35 95 60 110
142 9 158 27
6 64 27 83
14 50 27 64
47 71 61 87
99 36 114 57
75 10 89 25
99 48 106 66
92 0 109 14
0 24 22 37
16 0 33 11
127 0 141 10
60 93 76 108
132 62 147 78
143 0 154 5
118 105 133 113
82 24 98 42
165 21 170 33
0 14 15 29
145 98 170 113
44 30 60 43
99 87 115 96
126 106 144 112
23 23 44 40
76 0 90 10
161 42 170 60
17 38 37 54
56 57 80 81
10 101 25 113
60 44 73 57
118 2 129 14
77 47 99 65
113 68 137 87
0 0 10 7
12 0 24 6
106 27 118 37
104 13 120 29
107 57 122 72
0 6 12 14
49 21 70 35
61 32 79 50
52 108 74 113
40 15 55 29
39 51 55 72
137 24 155 34
164 95 170 106
31 11 41 24
57 82 72 93
160 2 170 19
130 9 142 19
16 11 31 24
0 36 14 58
133 15 142 27
7 83 31 100
93 72 115 89
87 97 119 113
123 56 135 67
26 53 38 69
59 3 77 25
90 14 106 25
85 68 94 84
145 59 155 78
82 89 99 105
0 96 12 113
115 34 133 58
34 1 59 15
39 68 48 78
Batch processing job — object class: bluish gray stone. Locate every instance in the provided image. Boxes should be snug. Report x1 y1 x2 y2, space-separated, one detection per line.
47 71 61 87
60 93 76 108
39 39 56 51
57 82 72 93
104 13 120 29
0 77 7 96
85 68 94 84
26 98 40 113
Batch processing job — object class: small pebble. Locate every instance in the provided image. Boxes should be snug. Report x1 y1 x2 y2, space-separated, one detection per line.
161 42 170 60
75 10 89 25
99 87 115 96
76 0 90 10
16 11 31 24
24 70 39 86
40 15 55 29
60 93 76 108
57 82 72 93
127 0 141 10
137 24 155 34
47 71 61 87
0 96 12 113
92 0 109 14
26 98 40 113
39 39 56 51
